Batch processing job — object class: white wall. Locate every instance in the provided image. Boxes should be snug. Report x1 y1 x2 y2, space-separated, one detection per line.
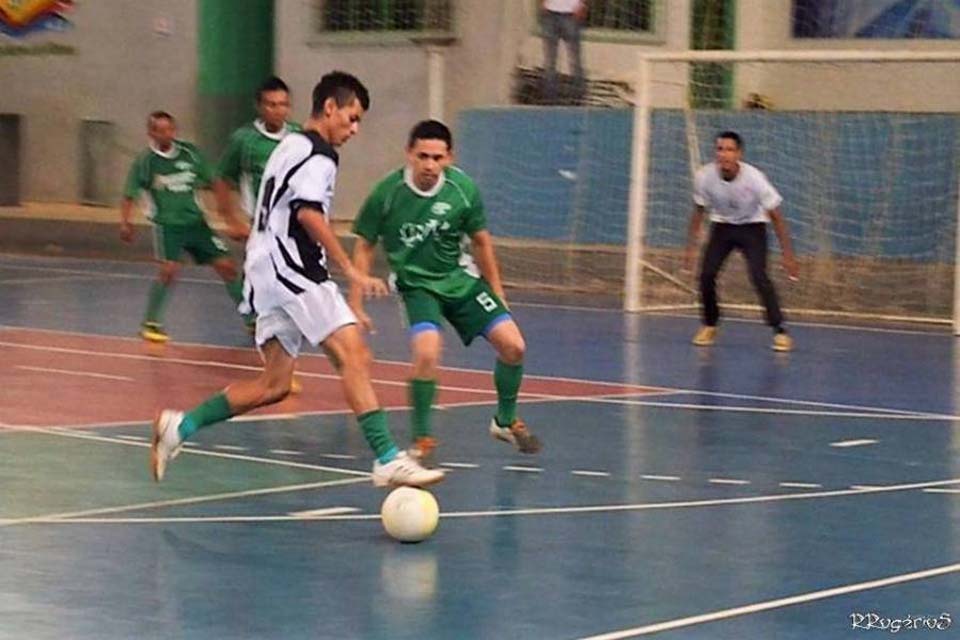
0 0 198 202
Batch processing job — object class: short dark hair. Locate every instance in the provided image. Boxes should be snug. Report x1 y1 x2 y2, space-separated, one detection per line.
717 130 743 149
147 110 174 126
407 119 453 150
257 75 290 102
311 71 370 116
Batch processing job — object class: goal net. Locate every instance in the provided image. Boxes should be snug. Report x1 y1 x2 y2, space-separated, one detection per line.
624 50 960 331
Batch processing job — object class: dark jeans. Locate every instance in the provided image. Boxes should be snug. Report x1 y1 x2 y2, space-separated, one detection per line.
699 222 784 328
541 10 583 100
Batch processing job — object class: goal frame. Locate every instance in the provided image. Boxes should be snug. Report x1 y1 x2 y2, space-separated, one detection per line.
623 49 960 334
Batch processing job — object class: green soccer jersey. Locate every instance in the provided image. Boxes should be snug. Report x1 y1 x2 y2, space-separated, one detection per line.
123 141 213 227
353 166 488 299
216 119 302 216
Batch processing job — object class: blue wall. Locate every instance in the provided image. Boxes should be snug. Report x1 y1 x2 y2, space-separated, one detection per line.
458 108 959 259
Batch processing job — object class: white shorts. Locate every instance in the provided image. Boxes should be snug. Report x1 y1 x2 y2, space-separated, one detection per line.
254 280 357 358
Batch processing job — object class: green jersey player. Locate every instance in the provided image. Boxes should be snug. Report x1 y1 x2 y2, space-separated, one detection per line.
351 120 542 463
119 111 247 343
213 75 302 228
214 76 306 391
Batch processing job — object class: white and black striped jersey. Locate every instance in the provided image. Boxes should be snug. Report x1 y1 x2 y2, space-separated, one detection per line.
241 131 339 316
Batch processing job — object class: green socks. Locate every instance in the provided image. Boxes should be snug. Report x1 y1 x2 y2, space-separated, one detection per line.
224 277 244 306
179 392 233 440
359 409 398 463
144 281 170 326
409 379 436 440
494 360 523 427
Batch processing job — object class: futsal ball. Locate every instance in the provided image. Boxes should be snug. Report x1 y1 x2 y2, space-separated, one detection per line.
381 486 440 543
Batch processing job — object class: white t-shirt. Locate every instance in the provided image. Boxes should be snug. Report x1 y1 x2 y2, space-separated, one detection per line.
544 0 583 13
693 161 782 224
242 131 339 322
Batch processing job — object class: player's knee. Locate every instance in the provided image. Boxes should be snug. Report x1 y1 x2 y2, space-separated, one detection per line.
341 342 373 374
413 350 439 373
263 380 291 404
499 337 525 365
159 263 179 285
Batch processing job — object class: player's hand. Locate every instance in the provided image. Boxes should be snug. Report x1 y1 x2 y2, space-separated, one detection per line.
352 306 377 334
783 255 800 281
225 220 250 242
119 221 135 244
349 271 389 298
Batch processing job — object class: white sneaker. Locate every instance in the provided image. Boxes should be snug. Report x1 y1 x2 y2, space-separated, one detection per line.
372 451 445 488
151 410 185 482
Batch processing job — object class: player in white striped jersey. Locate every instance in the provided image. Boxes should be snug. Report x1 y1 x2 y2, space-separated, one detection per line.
150 72 443 488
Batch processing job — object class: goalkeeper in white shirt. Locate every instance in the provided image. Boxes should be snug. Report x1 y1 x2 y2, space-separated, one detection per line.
685 131 799 352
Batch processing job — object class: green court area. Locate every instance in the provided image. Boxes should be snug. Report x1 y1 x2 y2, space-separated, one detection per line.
0 429 357 521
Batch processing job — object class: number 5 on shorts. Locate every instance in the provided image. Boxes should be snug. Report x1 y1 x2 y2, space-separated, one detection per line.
476 291 498 312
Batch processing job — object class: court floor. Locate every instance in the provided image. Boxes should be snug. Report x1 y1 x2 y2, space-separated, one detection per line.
1 253 959 639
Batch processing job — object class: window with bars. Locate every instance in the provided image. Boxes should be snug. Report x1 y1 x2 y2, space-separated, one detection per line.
583 0 655 33
316 0 453 34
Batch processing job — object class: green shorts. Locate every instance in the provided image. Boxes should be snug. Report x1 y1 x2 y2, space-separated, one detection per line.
153 222 230 264
401 280 511 346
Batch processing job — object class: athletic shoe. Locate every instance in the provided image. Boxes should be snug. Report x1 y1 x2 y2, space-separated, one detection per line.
692 325 717 346
151 410 185 482
141 322 169 343
489 417 542 454
772 332 794 352
408 436 438 466
372 451 445 488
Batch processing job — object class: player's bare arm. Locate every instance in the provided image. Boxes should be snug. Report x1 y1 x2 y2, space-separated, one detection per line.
296 206 388 298
119 197 136 243
349 236 379 332
684 205 706 271
212 178 250 241
768 207 799 280
470 229 507 303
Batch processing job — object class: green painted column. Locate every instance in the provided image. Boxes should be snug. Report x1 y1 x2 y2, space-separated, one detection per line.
197 0 274 156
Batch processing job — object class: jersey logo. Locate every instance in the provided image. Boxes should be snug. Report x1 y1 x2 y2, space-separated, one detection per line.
431 202 452 217
175 161 192 171
399 218 452 248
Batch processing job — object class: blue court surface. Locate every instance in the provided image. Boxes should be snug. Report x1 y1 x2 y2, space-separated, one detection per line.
1 253 959 639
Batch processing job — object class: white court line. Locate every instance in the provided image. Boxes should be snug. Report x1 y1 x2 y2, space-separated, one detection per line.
0 477 369 527
11 425 371 477
779 482 822 489
288 507 360 518
2 258 954 336
830 439 879 448
0 275 106 286
575 563 960 639
15 365 135 382
923 488 960 494
269 449 304 456
572 470 611 478
641 475 681 482
440 462 479 469
114 435 147 442
708 478 750 486
851 485 881 491
28 476 960 525
319 453 357 460
2 327 954 421
503 465 543 473
213 444 248 452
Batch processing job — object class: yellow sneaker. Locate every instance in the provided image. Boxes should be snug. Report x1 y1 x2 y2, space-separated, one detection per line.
692 325 717 346
140 322 169 343
772 332 793 352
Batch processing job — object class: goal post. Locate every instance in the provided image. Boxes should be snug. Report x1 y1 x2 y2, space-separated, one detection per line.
623 49 960 333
